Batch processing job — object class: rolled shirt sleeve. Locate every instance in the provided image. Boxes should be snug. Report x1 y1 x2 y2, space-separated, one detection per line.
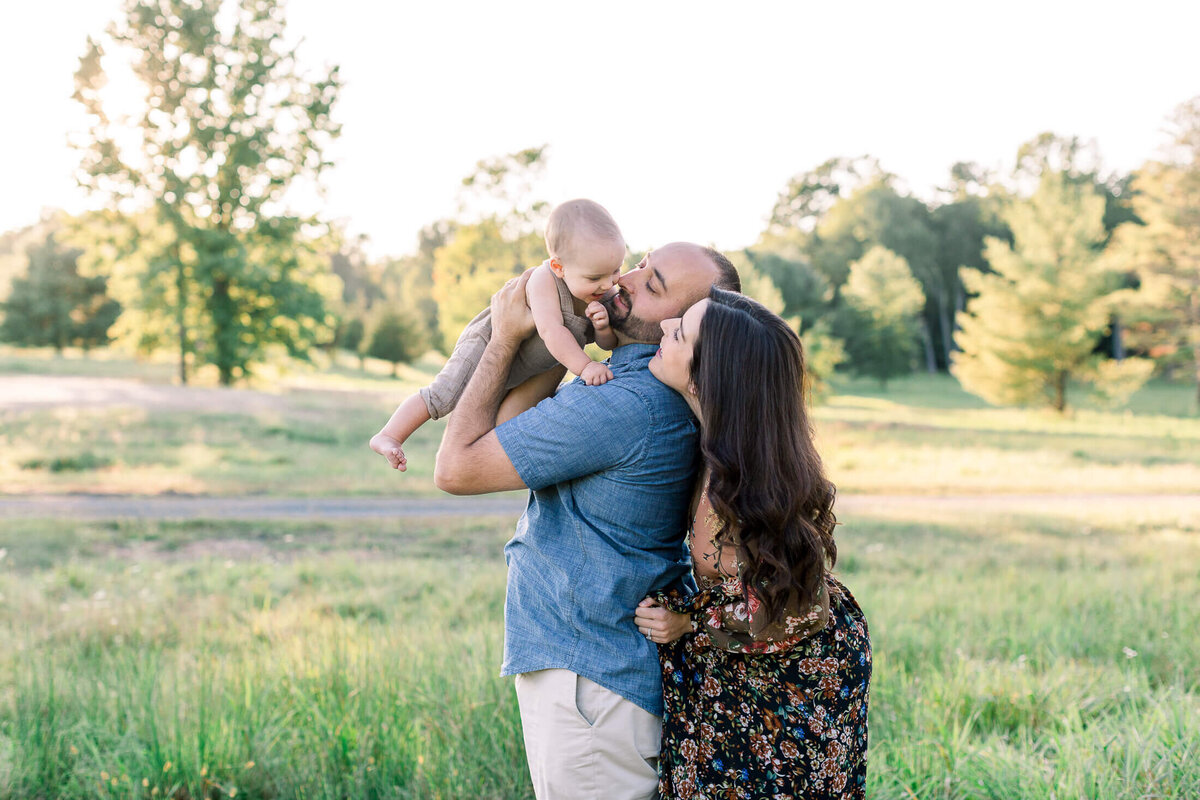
496 380 651 491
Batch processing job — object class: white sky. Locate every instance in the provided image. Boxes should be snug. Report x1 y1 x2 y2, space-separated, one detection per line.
3 0 1198 258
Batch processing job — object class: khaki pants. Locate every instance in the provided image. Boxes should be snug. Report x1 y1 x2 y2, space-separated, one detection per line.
514 669 661 800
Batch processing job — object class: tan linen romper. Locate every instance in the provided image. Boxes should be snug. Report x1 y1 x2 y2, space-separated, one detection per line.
419 273 594 420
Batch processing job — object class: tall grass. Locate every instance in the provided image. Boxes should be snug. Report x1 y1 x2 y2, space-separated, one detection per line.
2 507 1198 799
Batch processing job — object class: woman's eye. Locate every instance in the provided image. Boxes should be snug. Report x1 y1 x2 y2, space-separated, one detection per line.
673 327 679 341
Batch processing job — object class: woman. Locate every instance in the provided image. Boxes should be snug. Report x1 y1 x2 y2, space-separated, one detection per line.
635 288 871 799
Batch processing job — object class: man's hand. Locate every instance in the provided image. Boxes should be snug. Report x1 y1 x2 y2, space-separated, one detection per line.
369 432 408 471
491 269 537 344
579 360 613 386
586 300 610 332
635 597 693 644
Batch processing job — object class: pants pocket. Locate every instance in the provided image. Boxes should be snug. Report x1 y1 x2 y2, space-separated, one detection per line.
574 673 601 727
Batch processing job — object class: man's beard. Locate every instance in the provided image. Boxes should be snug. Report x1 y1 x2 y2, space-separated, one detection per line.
600 287 661 344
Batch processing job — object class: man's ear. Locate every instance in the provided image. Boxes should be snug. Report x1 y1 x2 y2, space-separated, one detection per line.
548 258 566 278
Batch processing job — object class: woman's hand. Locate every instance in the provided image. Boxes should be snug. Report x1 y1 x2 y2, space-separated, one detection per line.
635 597 693 644
490 268 537 343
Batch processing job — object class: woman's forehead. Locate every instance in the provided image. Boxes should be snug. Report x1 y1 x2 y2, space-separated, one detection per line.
683 299 709 336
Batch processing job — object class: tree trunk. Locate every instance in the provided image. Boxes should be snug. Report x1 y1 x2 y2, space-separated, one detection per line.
938 290 954 370
1193 331 1200 411
1111 315 1124 361
174 244 189 386
1192 299 1200 411
212 275 235 386
921 319 937 373
391 361 397 378
1054 371 1068 413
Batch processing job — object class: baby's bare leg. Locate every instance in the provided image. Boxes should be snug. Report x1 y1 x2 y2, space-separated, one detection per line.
369 394 431 472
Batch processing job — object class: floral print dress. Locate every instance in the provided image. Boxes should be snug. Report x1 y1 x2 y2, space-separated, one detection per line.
654 563 871 799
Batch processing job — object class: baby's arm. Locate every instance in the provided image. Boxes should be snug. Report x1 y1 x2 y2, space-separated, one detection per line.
527 265 612 386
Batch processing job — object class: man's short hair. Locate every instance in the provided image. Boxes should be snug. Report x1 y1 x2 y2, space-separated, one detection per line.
704 247 741 293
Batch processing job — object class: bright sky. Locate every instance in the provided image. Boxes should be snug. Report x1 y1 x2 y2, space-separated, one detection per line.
3 0 1198 258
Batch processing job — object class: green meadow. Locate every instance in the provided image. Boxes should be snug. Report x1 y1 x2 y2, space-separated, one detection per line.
2 347 1198 499
3 509 1197 799
1 348 1198 798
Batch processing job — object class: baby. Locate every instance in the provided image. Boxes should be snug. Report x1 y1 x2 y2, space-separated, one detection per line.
369 198 625 471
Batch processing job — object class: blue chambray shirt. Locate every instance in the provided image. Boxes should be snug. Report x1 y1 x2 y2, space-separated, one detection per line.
494 343 699 716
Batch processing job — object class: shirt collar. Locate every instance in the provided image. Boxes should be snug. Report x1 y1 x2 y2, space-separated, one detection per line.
610 343 658 366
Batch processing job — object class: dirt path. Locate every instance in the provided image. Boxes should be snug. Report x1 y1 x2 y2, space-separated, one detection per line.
2 493 1195 521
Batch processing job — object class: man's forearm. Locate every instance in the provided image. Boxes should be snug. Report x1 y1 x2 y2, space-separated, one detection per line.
439 334 521 460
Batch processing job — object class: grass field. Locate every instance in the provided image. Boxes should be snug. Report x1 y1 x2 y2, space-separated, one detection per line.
2 506 1197 799
2 348 1198 498
2 346 1199 798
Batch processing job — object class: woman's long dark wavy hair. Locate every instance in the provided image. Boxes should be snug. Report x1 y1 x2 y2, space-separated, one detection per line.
692 288 838 624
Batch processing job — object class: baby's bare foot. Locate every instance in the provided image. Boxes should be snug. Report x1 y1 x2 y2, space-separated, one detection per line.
369 433 409 472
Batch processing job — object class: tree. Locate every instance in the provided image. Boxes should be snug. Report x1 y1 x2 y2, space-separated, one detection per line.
811 180 944 371
1 212 64 304
727 251 844 402
739 249 832 331
953 173 1152 412
767 156 884 236
341 315 365 352
430 148 551 349
367 309 426 377
927 164 1013 369
73 0 342 385
0 233 120 352
1010 132 1139 238
1108 96 1200 407
431 220 544 347
839 246 925 388
382 219 455 354
458 145 551 238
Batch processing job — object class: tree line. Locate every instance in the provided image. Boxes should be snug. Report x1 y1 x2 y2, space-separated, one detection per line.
0 0 1197 412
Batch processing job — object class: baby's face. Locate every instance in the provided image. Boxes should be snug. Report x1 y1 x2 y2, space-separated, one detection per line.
559 239 625 303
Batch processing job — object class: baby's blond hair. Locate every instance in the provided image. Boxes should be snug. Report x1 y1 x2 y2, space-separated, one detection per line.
545 199 625 265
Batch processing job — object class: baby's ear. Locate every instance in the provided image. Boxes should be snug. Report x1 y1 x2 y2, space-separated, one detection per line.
548 258 566 278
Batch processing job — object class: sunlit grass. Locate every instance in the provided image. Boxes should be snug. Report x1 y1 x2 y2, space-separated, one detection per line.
8 355 1197 497
2 503 1197 799
0 344 445 391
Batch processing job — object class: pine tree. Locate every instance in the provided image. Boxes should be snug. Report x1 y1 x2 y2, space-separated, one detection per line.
368 310 426 377
1108 96 1200 408
953 173 1152 411
840 246 925 388
0 233 120 353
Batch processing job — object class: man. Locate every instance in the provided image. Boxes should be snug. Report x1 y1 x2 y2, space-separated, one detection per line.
435 242 740 800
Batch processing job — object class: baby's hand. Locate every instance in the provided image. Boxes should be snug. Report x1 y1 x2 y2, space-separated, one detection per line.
580 360 613 386
369 432 408 472
586 301 610 331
